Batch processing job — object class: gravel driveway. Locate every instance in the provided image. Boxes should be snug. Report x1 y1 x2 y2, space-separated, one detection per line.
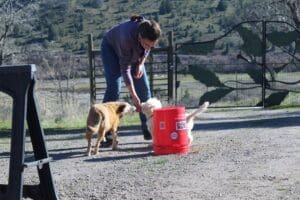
1 108 300 199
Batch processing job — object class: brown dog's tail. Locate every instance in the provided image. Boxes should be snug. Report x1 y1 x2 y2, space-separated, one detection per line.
186 101 209 123
85 125 97 140
86 126 98 134
85 106 105 140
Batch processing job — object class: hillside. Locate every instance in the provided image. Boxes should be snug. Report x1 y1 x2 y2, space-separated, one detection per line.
6 0 247 54
1 0 297 59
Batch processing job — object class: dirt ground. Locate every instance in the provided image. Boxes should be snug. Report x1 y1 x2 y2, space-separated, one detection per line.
1 108 300 200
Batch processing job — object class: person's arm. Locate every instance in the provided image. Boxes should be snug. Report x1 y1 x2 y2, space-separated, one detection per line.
111 29 144 110
126 84 141 112
118 47 142 111
134 49 150 79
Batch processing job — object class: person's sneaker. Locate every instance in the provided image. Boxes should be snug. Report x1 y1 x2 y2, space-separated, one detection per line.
143 130 152 140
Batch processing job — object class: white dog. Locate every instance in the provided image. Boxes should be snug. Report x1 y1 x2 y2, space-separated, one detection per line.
185 101 209 144
141 97 162 137
141 98 209 145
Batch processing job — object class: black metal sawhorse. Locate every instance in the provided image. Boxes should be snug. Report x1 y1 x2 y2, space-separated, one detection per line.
0 64 58 200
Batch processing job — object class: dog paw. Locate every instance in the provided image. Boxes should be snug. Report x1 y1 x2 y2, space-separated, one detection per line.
86 150 92 156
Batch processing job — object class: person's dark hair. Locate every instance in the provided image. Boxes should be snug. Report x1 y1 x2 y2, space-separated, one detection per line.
130 15 144 22
138 20 161 41
130 15 161 41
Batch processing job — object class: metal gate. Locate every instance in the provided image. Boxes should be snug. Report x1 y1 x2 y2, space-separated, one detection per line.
175 21 300 108
88 21 300 108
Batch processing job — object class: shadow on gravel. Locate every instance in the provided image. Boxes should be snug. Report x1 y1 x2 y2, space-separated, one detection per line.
0 131 10 139
118 141 150 146
48 147 86 161
204 110 300 121
0 152 9 158
116 145 152 153
0 127 142 140
84 151 154 162
44 128 85 135
1 112 298 141
0 128 86 139
48 143 153 161
194 115 300 131
45 127 142 137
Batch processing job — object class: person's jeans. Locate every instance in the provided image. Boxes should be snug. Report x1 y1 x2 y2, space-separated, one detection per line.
101 37 151 131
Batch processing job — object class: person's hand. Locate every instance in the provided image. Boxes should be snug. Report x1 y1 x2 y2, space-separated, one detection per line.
134 64 143 79
132 95 142 112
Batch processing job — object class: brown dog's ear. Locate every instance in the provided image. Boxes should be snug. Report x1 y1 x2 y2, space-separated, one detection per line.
116 104 126 115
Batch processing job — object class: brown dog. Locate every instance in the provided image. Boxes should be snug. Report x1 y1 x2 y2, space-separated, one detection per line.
85 101 136 156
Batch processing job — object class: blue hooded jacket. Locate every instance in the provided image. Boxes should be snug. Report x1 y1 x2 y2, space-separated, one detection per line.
104 19 150 86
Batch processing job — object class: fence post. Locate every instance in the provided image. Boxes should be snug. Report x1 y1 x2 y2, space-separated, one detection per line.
174 43 179 105
88 34 95 105
262 21 267 108
148 53 154 97
167 31 174 102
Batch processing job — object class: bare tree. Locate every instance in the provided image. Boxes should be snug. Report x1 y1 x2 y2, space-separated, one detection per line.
228 0 299 28
42 53 80 117
285 0 300 27
0 0 37 65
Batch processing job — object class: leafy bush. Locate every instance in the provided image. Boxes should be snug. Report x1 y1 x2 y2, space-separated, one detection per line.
159 0 172 15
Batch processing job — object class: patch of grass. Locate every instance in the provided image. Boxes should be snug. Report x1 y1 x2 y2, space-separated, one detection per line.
120 113 140 127
41 115 86 129
0 120 11 130
42 112 140 130
276 187 289 192
154 158 169 165
0 111 141 131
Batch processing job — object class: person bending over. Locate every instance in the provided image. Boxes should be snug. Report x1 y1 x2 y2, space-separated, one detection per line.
100 15 161 145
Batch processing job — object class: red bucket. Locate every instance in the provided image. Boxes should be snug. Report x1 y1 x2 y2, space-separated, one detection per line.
153 106 189 155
